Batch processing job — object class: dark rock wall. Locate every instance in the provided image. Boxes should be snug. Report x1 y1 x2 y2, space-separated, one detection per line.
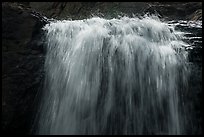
2 2 45 134
2 2 202 135
28 2 202 20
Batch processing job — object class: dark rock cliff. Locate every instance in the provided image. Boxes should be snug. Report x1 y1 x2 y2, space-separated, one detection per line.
2 2 202 134
27 2 202 20
2 2 45 134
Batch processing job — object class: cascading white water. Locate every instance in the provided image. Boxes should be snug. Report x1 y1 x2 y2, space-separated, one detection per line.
37 16 190 135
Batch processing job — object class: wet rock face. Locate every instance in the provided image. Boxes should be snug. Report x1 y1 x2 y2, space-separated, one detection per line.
2 2 45 134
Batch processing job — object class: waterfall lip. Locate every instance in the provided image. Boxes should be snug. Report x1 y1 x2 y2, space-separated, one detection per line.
166 19 202 52
167 20 202 29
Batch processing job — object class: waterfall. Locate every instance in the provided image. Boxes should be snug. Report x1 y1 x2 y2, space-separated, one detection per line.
37 16 190 135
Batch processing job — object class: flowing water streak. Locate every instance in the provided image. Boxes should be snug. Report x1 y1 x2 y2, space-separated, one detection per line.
38 16 189 135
